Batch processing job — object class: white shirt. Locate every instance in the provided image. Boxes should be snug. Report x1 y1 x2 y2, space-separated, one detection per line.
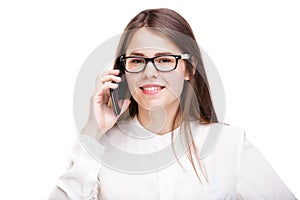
49 118 296 200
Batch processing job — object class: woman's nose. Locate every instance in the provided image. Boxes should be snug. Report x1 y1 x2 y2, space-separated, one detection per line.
142 62 159 78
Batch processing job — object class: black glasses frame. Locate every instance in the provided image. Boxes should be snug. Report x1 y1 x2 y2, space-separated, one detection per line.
120 54 191 73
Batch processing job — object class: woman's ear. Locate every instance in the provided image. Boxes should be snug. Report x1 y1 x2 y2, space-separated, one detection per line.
190 56 197 75
184 56 197 80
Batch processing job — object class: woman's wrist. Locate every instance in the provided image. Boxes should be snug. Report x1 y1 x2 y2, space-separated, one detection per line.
81 121 106 141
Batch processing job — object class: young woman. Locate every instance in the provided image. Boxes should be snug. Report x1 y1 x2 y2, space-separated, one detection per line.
50 8 296 200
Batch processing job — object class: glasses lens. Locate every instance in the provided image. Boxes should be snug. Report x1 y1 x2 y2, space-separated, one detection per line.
154 56 177 71
124 57 145 72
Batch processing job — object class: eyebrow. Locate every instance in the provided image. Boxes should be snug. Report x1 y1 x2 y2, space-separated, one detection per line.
128 51 176 57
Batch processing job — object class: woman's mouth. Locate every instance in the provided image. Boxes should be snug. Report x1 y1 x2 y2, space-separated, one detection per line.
140 85 165 95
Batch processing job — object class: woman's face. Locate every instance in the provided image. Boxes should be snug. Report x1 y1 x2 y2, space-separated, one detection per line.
125 28 190 111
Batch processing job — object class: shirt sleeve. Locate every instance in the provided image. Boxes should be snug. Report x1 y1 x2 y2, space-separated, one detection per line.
237 133 296 200
49 135 105 200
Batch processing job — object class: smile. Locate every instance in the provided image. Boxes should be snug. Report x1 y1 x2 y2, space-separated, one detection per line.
140 85 165 95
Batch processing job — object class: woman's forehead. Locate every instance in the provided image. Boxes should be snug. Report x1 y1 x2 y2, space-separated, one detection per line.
126 47 182 56
126 28 181 54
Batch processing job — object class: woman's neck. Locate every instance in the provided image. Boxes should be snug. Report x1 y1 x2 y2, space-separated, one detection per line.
137 105 181 135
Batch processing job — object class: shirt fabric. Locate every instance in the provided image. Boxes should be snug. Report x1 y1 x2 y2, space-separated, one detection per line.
49 117 296 200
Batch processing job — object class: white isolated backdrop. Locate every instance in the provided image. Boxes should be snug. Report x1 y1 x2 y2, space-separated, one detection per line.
0 0 299 199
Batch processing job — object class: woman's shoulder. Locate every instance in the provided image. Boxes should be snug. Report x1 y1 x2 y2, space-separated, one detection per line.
192 121 246 159
196 122 245 140
218 123 245 139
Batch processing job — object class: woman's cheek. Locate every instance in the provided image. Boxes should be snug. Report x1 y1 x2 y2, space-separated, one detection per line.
169 80 184 99
165 73 186 99
126 74 139 99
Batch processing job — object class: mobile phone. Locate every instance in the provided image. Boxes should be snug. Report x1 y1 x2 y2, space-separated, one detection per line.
110 57 129 115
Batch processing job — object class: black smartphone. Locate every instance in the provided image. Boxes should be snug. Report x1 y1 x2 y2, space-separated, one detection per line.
110 56 129 115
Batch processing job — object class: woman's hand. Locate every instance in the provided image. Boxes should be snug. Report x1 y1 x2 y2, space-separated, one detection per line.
81 69 131 140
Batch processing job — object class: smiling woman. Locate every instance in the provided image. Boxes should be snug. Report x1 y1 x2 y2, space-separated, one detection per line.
49 8 296 200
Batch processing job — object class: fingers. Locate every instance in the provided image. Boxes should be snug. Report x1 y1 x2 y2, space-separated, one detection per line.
100 74 121 83
101 81 118 91
95 70 121 87
96 69 120 82
105 69 120 76
94 70 122 103
85 70 130 137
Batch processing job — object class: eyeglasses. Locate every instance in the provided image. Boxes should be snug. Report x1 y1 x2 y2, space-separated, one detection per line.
120 54 191 73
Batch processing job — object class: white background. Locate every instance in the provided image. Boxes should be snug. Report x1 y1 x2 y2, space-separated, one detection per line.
0 0 299 199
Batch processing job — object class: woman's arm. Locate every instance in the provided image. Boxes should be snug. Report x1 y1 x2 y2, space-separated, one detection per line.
49 70 131 199
237 133 296 199
49 137 104 200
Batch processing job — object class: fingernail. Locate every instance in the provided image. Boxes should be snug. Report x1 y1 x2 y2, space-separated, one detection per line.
112 83 118 88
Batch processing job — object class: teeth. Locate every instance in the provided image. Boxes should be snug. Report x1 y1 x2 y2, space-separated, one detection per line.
143 86 161 91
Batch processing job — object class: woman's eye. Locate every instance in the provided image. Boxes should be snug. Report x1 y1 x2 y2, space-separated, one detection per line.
130 59 144 64
157 57 173 63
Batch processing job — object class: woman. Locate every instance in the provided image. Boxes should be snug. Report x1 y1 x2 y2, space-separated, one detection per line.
50 8 296 199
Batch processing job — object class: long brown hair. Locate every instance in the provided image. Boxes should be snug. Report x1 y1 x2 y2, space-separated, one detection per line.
114 8 218 183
